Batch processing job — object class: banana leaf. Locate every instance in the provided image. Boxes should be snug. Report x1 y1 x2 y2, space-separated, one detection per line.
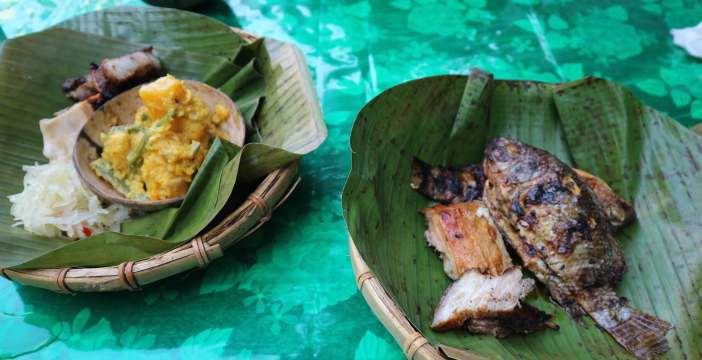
690 123 702 136
342 68 701 359
0 7 325 269
58 7 247 57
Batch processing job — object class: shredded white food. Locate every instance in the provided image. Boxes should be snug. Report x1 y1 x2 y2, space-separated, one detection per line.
8 162 130 239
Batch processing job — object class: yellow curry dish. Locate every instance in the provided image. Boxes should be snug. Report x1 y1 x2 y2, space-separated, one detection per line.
90 75 230 201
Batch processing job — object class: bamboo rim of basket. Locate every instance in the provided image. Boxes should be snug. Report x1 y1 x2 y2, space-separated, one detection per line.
2 160 299 292
349 236 492 360
0 28 303 293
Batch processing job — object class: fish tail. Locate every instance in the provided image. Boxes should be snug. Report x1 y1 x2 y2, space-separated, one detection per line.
604 307 674 360
577 288 674 359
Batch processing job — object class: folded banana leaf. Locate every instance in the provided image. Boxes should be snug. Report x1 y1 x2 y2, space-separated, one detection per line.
342 68 701 359
0 7 325 269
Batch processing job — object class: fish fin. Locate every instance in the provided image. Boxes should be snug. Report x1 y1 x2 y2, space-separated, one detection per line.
411 157 484 203
605 307 674 360
548 296 588 329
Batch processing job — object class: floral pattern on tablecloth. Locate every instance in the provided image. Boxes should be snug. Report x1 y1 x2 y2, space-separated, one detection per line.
1 0 702 358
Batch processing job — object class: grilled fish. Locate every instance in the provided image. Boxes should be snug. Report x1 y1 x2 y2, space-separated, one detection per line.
412 157 635 230
419 202 512 279
482 137 672 359
411 156 486 204
419 201 556 336
573 169 636 229
431 266 553 338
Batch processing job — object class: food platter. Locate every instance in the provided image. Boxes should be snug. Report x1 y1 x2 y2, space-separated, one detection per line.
0 7 326 292
342 69 702 359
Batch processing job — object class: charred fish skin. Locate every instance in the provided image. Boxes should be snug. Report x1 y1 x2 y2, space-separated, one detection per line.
483 137 626 296
463 301 557 339
430 266 555 337
411 156 486 204
418 201 556 337
573 169 636 229
411 157 635 231
483 137 673 359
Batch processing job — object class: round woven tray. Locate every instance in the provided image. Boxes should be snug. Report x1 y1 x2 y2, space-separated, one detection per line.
349 236 492 360
1 161 299 293
0 29 302 293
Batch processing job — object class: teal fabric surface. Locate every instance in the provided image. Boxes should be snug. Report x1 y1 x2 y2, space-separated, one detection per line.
1 0 701 359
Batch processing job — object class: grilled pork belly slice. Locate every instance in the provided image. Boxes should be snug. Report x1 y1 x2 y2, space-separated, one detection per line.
45 47 161 163
431 266 553 336
90 46 161 99
67 83 99 102
60 46 161 106
411 156 486 204
61 74 90 93
419 201 512 279
62 74 98 101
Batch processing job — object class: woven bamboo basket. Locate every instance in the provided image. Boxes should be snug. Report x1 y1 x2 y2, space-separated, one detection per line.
0 29 304 293
349 236 492 360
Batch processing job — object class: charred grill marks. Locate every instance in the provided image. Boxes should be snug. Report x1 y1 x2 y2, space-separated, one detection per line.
61 46 161 108
411 156 486 203
524 182 569 206
526 243 537 257
409 140 670 356
511 199 526 218
483 137 672 359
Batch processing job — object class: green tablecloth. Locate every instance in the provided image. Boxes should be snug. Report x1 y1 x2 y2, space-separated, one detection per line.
1 0 700 358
